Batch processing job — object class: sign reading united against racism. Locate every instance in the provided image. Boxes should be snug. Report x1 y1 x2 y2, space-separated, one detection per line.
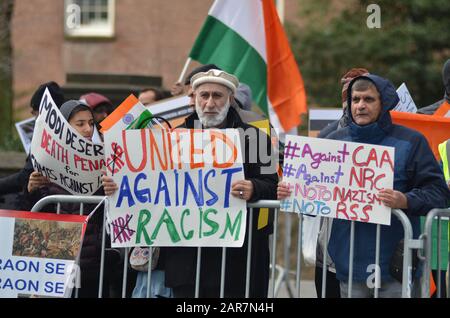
104 128 247 247
30 88 105 195
0 210 86 298
281 136 395 225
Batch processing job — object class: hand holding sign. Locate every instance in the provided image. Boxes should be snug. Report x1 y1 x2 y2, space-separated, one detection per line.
27 171 50 193
377 188 408 209
231 180 254 201
277 181 292 200
101 172 118 196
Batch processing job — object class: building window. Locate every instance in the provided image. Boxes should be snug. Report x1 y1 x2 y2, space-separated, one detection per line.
65 0 115 38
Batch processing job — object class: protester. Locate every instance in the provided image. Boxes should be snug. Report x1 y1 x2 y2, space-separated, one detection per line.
279 74 450 297
169 69 278 297
329 74 450 297
23 100 121 298
0 81 65 197
103 69 278 298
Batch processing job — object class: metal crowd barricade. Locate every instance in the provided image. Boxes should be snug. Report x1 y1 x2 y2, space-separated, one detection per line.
31 194 109 298
30 196 419 298
419 208 450 298
252 206 416 298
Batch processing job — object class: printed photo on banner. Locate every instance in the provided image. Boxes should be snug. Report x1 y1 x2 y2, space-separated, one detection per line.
281 135 395 225
104 128 247 248
30 88 104 195
99 95 147 133
0 210 87 298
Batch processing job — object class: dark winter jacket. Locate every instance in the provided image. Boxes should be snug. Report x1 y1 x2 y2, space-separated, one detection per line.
326 74 450 282
161 107 278 297
317 106 351 139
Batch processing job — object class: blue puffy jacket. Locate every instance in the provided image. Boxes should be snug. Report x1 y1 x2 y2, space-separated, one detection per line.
326 74 450 282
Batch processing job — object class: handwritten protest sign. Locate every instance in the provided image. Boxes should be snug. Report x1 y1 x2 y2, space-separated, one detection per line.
394 83 417 113
104 128 247 247
281 136 395 225
30 89 104 195
0 210 86 298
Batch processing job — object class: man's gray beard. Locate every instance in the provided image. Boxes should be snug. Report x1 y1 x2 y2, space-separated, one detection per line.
195 99 230 128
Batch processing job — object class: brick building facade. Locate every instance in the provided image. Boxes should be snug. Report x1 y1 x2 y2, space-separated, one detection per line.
11 0 300 119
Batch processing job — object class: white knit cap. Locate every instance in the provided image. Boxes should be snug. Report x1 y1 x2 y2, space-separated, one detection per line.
191 69 239 94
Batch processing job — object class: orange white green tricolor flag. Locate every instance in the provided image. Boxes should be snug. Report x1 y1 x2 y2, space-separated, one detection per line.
189 0 307 132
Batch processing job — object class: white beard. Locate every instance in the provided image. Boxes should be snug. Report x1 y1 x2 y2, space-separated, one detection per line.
195 99 230 128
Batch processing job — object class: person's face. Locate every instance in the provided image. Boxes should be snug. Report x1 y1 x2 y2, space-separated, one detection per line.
350 86 382 126
69 110 94 140
93 104 111 123
138 90 157 106
194 83 231 128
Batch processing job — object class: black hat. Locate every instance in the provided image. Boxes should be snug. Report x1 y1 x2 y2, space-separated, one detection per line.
184 64 222 85
30 81 65 111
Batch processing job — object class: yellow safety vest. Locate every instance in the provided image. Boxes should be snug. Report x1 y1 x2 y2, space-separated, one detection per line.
438 139 450 182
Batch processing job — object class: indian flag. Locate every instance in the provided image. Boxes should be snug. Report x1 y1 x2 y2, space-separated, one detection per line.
189 0 307 132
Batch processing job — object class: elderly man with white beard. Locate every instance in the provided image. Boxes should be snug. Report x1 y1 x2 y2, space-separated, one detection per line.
101 69 278 298
158 69 279 298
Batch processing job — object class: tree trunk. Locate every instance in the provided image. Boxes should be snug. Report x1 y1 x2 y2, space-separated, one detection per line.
0 0 14 145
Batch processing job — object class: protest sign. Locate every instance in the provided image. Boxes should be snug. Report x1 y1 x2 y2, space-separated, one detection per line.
0 210 86 298
104 128 247 247
280 135 395 225
394 83 418 113
15 117 36 154
30 89 104 195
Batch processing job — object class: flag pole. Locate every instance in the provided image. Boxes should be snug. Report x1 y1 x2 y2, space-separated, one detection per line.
177 57 192 83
